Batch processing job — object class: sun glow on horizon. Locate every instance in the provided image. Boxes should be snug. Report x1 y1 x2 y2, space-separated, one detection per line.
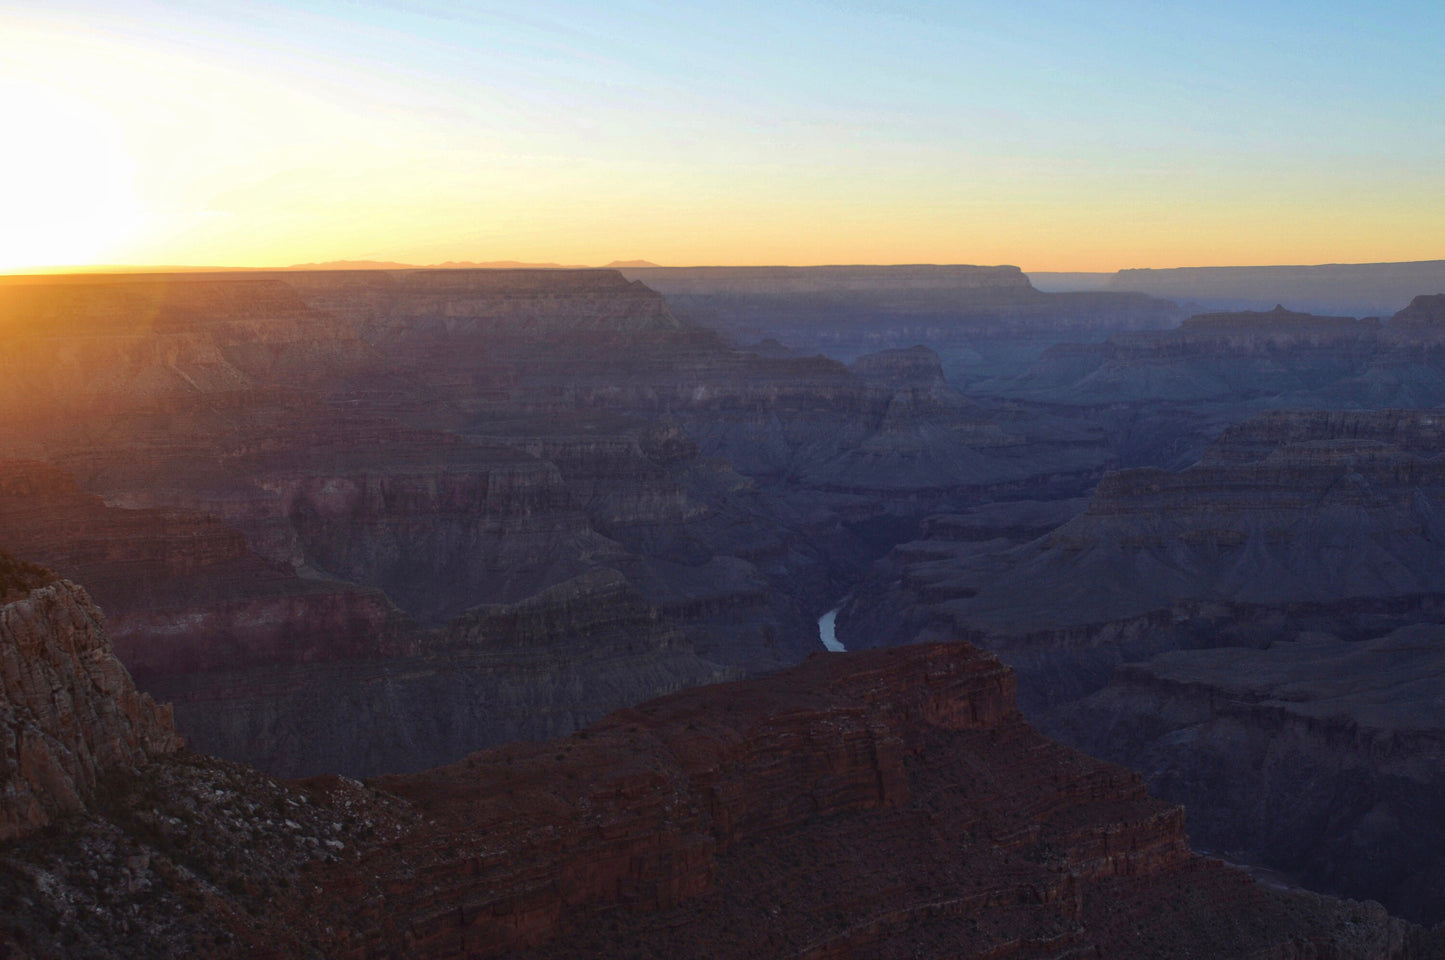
2 2 1442 274
0 79 146 272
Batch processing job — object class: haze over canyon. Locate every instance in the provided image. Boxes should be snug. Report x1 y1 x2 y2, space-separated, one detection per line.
0 256 1443 957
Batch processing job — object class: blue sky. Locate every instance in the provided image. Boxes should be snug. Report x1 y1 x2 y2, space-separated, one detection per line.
1 0 1441 269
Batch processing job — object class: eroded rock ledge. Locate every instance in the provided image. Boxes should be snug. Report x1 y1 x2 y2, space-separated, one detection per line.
0 573 180 840
280 642 1430 959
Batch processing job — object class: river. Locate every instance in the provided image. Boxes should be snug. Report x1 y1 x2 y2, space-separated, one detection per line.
817 608 846 652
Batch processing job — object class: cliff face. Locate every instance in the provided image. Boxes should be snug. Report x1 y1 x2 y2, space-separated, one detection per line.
0 571 180 840
837 409 1445 916
843 410 1445 657
1 578 1437 959
979 301 1445 413
152 568 736 778
1062 625 1445 924
620 264 1178 385
0 268 1126 776
1106 260 1445 317
1388 294 1445 335
0 459 414 681
0 275 374 453
275 641 1426 959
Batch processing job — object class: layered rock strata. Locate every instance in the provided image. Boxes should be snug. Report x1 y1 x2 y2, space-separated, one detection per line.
0 566 181 840
838 409 1445 917
3 587 1440 958
842 409 1445 706
621 264 1178 382
1062 624 1445 924
978 299 1445 414
153 568 736 777
0 268 1126 776
274 641 1436 959
1106 260 1445 317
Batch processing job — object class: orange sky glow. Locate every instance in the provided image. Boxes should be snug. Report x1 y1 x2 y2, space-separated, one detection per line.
2 3 1441 275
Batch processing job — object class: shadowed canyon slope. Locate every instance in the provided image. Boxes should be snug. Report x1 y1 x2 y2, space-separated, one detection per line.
1065 624 1445 925
1104 261 1445 317
9 266 1445 932
838 408 1445 920
977 299 1445 412
0 562 181 842
2 570 1437 959
0 268 1118 776
620 264 1181 382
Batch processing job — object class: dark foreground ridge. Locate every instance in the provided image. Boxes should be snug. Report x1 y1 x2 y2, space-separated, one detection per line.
1 562 1439 958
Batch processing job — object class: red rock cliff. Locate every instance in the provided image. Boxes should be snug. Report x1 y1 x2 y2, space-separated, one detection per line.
277 641 1421 959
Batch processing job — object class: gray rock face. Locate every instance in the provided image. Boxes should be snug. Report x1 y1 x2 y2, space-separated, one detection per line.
1061 625 1445 923
977 300 1445 415
846 408 1445 649
153 569 738 777
0 573 180 839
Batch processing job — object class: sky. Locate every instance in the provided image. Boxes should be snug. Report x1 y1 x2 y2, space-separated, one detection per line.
1 1 1442 273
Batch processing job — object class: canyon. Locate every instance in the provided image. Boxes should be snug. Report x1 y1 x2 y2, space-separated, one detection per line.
0 267 1123 776
1 563 1439 958
836 406 1445 921
5 263 1445 944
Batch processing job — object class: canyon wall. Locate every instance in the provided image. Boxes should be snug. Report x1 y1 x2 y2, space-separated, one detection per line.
0 268 1136 775
1106 260 1445 317
837 407 1445 918
1062 625 1445 923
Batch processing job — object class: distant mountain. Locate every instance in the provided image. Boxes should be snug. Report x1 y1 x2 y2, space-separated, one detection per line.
282 259 419 270
433 259 590 269
285 259 591 270
602 259 661 268
1105 259 1445 316
1026 271 1115 292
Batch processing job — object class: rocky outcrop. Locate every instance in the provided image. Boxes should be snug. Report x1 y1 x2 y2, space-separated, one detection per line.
1 578 1438 958
0 568 180 840
0 745 414 958
1062 625 1445 923
266 640 1431 959
849 344 949 385
1388 294 1445 335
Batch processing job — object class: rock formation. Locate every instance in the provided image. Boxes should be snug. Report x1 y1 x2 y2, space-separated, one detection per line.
0 558 180 840
841 409 1445 703
1063 624 1445 923
837 409 1445 916
621 263 1179 382
300 639 1427 960
6 585 1438 958
978 299 1445 423
1105 260 1445 317
0 268 1127 776
1388 294 1445 335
